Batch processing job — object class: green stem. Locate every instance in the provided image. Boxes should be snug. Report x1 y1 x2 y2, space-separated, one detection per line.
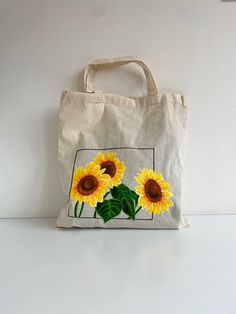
78 202 85 218
135 206 142 215
74 201 79 218
103 191 110 199
127 206 142 220
93 191 110 218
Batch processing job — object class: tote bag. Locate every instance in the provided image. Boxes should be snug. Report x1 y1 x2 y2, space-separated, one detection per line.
57 56 189 229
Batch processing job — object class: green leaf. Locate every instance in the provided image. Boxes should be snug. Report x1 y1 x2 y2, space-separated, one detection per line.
111 184 138 220
96 199 122 223
130 190 139 207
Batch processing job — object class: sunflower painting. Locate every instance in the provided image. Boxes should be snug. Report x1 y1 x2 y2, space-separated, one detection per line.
70 161 110 217
93 152 126 187
135 169 173 215
69 151 173 222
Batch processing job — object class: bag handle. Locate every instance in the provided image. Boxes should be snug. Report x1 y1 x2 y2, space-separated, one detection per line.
84 56 158 96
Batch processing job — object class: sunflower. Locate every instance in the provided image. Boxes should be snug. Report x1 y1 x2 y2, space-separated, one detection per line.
135 169 173 215
70 161 110 207
93 152 126 187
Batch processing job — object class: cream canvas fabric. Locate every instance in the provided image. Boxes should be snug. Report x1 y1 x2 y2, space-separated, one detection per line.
57 57 189 229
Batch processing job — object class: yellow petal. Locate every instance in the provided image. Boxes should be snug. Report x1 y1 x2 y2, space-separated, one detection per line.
138 195 147 207
94 191 104 203
85 162 94 172
135 186 144 195
108 151 116 159
153 203 161 215
159 200 168 212
146 200 154 213
135 171 147 184
159 182 170 190
153 172 163 182
73 167 85 180
88 195 97 207
141 169 149 181
162 191 173 197
147 169 154 178
89 164 101 174
100 174 111 181
93 152 104 163
72 193 84 203
162 198 173 210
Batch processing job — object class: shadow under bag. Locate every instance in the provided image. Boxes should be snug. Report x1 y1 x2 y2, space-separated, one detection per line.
57 56 189 229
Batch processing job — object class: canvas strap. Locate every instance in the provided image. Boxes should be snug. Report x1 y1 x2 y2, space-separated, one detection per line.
84 56 158 96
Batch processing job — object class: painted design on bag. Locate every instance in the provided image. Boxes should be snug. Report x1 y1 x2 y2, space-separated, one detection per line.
93 152 126 188
135 169 173 215
70 151 173 222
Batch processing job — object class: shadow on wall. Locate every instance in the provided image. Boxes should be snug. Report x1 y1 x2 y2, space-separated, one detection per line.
38 107 65 217
32 70 85 218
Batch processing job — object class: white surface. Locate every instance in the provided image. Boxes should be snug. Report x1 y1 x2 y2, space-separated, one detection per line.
0 0 236 217
0 215 236 314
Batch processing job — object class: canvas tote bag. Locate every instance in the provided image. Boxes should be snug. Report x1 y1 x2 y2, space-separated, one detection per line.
57 56 189 229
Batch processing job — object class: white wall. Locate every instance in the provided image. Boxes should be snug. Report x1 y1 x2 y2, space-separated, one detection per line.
0 0 236 218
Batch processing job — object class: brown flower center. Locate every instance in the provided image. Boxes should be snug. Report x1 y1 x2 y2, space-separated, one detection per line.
144 179 162 202
100 161 116 178
77 175 98 195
